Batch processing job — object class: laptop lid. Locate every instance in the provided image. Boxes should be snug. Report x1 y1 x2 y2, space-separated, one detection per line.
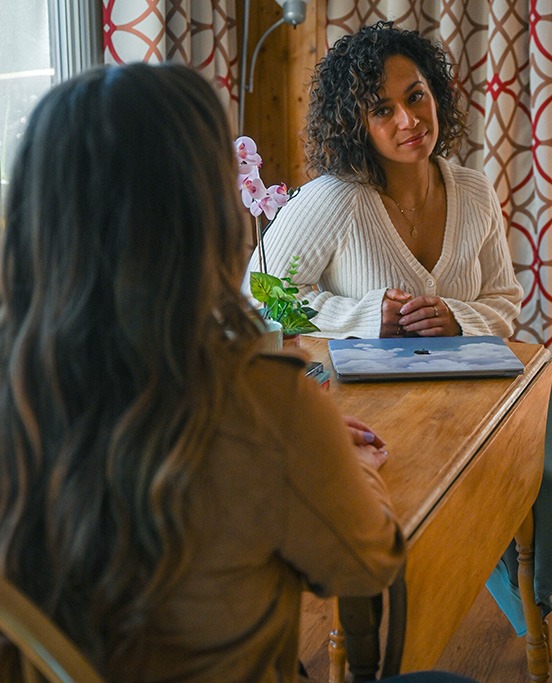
328 336 525 382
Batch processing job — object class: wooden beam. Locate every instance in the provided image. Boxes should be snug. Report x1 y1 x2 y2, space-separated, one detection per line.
237 0 327 189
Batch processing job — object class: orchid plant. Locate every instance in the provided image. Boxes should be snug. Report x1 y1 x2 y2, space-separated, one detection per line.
235 135 293 273
234 136 319 335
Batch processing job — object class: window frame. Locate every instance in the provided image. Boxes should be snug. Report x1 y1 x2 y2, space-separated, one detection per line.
0 0 102 213
48 0 103 83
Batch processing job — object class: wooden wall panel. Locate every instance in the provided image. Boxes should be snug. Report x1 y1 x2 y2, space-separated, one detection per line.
236 0 327 189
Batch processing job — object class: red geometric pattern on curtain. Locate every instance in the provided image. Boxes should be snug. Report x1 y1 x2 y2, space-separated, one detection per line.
326 0 552 345
102 0 238 132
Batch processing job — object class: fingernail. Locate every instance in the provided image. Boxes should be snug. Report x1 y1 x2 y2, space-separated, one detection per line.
363 431 375 444
399 308 406 314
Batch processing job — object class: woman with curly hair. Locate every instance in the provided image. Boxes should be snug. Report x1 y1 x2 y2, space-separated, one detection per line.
245 20 522 339
0 62 406 681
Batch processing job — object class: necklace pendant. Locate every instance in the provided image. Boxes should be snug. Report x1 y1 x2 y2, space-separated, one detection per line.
410 226 418 239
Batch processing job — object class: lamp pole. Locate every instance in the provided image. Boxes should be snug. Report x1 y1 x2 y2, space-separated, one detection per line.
237 0 311 136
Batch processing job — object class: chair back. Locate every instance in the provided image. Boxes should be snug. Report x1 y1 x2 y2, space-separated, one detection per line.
0 575 104 682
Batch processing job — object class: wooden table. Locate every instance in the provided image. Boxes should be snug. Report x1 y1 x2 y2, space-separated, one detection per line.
300 337 552 681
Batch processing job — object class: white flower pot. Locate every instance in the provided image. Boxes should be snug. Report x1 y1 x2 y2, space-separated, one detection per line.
262 319 283 352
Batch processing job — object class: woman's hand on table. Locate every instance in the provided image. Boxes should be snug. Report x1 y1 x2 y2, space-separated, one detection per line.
397 295 461 336
381 288 412 337
343 415 388 470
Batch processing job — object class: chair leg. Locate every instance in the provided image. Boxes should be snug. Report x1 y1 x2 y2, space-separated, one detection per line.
338 594 382 682
381 567 407 680
515 511 550 681
543 618 552 662
329 599 347 683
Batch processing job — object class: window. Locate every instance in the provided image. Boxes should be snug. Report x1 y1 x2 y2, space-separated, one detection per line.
0 0 101 206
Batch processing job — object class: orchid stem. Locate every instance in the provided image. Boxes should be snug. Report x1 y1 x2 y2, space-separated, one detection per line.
260 233 267 274
255 216 263 273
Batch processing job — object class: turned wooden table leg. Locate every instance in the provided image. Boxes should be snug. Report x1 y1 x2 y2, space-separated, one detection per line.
515 511 550 681
544 620 552 662
328 599 346 683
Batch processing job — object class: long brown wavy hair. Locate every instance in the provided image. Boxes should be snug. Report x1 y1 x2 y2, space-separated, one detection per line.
0 63 259 679
306 20 468 189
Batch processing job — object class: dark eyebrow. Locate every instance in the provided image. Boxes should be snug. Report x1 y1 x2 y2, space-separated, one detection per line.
371 80 425 107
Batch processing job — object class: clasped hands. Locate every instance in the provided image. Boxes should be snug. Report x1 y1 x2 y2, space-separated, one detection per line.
381 288 461 337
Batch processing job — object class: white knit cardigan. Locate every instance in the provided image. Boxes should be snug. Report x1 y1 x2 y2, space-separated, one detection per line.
244 157 523 339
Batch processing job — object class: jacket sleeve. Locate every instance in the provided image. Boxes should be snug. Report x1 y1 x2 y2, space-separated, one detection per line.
276 370 406 597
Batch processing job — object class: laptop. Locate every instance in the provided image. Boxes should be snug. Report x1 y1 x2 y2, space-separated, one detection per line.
328 336 525 382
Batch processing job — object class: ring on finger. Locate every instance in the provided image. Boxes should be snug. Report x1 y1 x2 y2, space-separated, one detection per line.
433 306 439 318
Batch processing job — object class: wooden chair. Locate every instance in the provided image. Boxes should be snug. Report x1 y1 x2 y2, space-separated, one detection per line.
328 567 407 682
0 575 104 683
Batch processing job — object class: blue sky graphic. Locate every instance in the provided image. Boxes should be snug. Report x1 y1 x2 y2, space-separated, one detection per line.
330 338 524 376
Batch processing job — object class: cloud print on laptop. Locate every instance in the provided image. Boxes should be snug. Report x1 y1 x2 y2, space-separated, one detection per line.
328 336 525 382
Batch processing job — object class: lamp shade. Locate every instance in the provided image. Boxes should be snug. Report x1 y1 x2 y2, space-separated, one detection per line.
274 0 311 26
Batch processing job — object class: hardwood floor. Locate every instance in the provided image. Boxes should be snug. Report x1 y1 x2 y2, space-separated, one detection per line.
299 592 334 682
299 585 547 682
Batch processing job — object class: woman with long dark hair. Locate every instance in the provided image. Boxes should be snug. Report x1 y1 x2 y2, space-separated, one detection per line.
0 62 405 681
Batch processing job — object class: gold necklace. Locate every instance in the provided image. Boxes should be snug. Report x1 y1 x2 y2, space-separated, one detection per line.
385 168 431 239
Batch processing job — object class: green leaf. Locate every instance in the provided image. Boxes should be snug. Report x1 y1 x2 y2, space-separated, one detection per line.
301 306 318 320
282 284 299 296
250 256 320 335
269 286 297 303
250 271 283 303
287 255 300 278
280 316 320 335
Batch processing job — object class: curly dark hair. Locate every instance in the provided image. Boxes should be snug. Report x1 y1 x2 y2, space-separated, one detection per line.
305 20 467 189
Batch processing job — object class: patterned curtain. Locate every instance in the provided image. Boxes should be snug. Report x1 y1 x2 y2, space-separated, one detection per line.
102 0 239 132
327 0 552 346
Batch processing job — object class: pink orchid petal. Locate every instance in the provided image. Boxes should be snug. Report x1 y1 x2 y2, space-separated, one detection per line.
235 136 262 175
266 184 289 207
234 136 291 220
255 194 277 220
249 202 264 217
263 205 277 220
243 177 267 198
235 136 257 156
241 188 254 208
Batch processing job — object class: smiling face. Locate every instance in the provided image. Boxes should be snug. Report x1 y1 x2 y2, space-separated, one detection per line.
365 54 439 169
